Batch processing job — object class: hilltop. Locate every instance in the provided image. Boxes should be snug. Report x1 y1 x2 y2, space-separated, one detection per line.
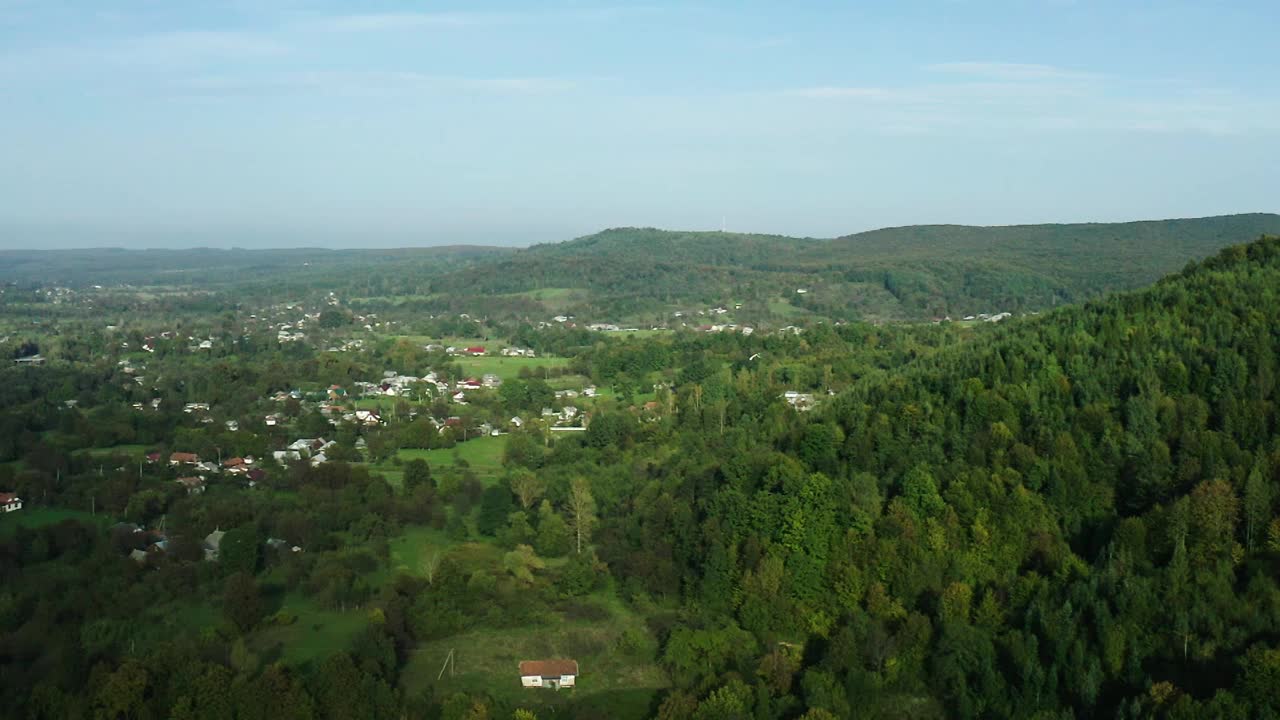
3 214 1278 324
426 213 1280 322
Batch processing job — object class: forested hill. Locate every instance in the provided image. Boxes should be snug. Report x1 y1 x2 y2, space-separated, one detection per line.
5 214 1279 323
426 213 1280 322
702 234 1280 716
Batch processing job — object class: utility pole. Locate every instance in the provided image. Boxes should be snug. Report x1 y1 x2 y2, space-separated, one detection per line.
436 648 456 681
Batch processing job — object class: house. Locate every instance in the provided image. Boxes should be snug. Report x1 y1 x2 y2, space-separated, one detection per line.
13 354 45 365
0 492 22 512
782 391 816 412
465 346 486 356
519 659 578 689
169 452 200 466
225 420 240 432
287 438 327 455
510 416 524 429
481 373 502 388
204 529 226 561
175 477 206 494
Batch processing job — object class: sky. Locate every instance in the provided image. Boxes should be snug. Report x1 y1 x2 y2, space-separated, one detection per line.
1 0 1278 249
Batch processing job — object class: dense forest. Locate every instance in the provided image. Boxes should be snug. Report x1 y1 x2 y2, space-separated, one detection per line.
2 232 1280 718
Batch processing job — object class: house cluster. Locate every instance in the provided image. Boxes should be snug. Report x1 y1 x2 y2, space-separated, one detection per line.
113 522 169 564
325 338 365 353
692 323 754 335
554 386 597 400
445 346 488 357
163 452 266 489
541 405 583 429
783 391 817 412
962 312 1012 323
279 437 338 466
501 346 536 357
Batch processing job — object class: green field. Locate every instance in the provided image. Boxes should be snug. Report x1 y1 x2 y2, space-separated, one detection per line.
253 595 371 667
387 525 457 577
766 297 812 318
80 444 149 459
369 435 510 490
456 355 571 381
0 507 107 535
398 590 665 717
397 435 507 479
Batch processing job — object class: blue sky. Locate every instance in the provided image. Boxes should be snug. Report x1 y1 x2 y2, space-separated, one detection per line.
1 1 1278 248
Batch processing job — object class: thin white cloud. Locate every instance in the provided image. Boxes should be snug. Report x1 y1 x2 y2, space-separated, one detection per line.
776 68 1280 135
0 29 285 79
301 11 515 33
163 70 577 99
925 61 1096 81
787 86 892 100
299 6 662 33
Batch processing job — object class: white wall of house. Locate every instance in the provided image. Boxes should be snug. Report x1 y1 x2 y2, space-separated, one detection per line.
2 499 21 512
521 675 542 688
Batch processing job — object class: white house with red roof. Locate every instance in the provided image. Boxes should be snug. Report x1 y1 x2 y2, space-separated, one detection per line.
0 492 22 512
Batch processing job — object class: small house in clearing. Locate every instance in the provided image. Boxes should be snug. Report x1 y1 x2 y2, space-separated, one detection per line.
519 659 578 689
0 492 22 512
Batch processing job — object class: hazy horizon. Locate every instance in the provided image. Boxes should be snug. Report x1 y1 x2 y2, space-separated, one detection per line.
3 1 1279 249
4 211 1279 252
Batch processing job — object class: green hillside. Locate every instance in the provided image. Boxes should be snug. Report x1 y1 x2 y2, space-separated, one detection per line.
426 213 1280 322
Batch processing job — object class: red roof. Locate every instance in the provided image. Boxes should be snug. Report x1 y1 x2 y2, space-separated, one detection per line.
223 457 245 467
519 659 578 678
170 452 200 463
466 346 486 353
0 492 19 503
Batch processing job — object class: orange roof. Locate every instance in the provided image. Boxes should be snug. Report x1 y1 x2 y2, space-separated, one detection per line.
519 659 578 677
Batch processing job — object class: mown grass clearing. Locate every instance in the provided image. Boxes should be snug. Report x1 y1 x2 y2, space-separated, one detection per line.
397 435 507 478
0 507 107 535
456 355 571 382
398 590 665 717
253 595 371 668
79 444 149 459
387 525 456 577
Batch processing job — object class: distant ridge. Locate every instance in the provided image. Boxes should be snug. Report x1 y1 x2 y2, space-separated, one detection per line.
3 214 1277 323
426 213 1280 321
